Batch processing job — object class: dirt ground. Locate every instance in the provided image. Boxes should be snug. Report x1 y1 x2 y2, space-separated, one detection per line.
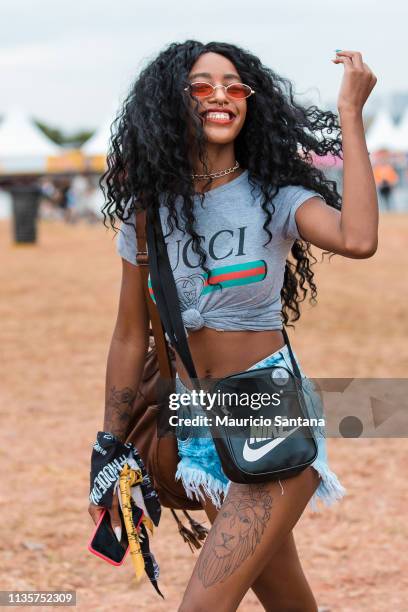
0 213 407 611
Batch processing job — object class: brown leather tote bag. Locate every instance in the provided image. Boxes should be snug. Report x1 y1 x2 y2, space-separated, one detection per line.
123 209 202 512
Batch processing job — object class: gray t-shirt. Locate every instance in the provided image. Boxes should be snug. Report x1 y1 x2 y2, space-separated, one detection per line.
116 169 324 333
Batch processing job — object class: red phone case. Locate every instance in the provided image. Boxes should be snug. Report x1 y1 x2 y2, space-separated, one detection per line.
88 508 130 566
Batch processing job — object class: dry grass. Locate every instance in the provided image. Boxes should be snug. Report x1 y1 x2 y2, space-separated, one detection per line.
0 213 407 611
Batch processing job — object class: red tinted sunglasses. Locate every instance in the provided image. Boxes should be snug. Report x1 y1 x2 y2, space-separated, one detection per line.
184 81 255 100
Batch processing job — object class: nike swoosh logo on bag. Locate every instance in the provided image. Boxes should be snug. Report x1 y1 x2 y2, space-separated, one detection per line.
242 426 301 462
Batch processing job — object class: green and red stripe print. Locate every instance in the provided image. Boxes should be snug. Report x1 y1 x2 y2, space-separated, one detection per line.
147 260 266 304
201 260 267 294
147 275 156 304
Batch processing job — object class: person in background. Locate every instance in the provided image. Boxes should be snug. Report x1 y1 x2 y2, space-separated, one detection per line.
38 178 63 221
373 162 399 211
66 174 100 224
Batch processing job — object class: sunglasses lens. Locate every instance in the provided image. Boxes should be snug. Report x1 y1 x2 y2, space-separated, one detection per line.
190 82 213 97
227 83 251 99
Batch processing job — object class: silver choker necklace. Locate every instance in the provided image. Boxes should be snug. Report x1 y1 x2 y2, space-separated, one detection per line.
192 160 240 180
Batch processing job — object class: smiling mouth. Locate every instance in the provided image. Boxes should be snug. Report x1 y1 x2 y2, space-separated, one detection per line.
202 110 236 124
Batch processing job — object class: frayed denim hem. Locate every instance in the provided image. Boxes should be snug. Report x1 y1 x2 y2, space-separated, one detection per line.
175 464 229 509
175 459 346 513
309 460 347 512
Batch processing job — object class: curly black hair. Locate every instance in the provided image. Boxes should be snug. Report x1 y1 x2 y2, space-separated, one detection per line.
101 39 343 327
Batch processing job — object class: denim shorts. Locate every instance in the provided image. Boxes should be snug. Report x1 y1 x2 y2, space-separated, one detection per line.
174 343 346 511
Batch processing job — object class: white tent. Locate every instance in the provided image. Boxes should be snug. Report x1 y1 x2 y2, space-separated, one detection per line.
82 118 113 156
392 109 408 152
366 110 400 152
0 109 60 173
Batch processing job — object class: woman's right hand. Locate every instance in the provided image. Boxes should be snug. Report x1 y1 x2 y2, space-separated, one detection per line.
88 259 149 540
88 489 122 540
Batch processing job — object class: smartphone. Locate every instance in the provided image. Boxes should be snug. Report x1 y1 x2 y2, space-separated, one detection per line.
88 507 130 566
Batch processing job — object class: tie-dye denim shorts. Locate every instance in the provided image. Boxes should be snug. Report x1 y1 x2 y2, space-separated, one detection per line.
174 343 346 511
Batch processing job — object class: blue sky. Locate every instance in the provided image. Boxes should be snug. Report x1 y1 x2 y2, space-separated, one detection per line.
1 0 405 130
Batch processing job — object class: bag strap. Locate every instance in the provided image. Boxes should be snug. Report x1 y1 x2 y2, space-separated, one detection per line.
280 327 303 381
135 209 173 380
145 206 201 388
146 206 302 385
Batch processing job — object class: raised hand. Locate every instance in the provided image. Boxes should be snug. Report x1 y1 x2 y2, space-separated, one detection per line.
332 50 377 114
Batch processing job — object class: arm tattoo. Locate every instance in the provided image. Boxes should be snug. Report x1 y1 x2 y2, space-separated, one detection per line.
196 483 273 587
103 385 138 441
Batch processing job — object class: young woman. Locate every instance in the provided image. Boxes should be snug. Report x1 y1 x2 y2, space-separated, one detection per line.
89 41 378 611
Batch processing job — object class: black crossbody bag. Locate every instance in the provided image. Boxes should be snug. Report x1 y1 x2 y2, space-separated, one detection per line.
146 207 318 484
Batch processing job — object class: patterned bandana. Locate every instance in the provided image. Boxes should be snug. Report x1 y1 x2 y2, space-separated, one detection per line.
89 432 163 596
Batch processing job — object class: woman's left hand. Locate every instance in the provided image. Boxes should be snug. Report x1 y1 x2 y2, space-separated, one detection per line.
332 50 377 114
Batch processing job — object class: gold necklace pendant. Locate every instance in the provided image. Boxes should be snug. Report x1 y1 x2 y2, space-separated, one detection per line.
192 160 240 180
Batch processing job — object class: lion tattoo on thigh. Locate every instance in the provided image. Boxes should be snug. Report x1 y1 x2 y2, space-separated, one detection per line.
196 484 273 587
